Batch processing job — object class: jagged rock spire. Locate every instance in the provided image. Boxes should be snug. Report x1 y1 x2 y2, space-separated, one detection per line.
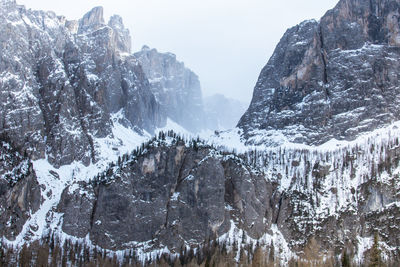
108 14 131 53
78 6 105 33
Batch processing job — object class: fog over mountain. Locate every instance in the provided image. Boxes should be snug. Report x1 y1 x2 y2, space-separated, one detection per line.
2 0 400 266
204 94 248 131
17 0 339 103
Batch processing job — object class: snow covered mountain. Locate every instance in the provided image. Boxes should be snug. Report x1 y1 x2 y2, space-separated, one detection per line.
2 0 400 266
134 46 205 133
0 1 164 168
238 0 400 147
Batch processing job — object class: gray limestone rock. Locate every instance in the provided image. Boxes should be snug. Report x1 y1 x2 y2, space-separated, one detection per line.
238 0 400 146
55 135 400 262
58 140 271 251
134 47 205 133
0 3 164 167
78 6 105 34
3 0 400 264
0 139 41 240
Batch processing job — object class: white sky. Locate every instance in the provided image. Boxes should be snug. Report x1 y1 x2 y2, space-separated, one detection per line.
17 0 339 103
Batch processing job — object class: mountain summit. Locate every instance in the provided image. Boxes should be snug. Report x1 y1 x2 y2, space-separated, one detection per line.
0 3 164 167
2 0 400 266
239 0 400 146
134 47 205 133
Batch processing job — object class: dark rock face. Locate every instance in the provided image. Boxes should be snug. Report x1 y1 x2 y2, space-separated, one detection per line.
58 141 271 250
238 0 400 145
0 140 41 240
134 47 204 133
0 2 164 167
56 135 400 262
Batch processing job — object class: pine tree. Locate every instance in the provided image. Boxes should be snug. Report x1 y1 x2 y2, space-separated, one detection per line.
173 256 182 267
61 241 68 267
238 247 248 266
252 244 265 267
4 246 14 267
83 244 90 264
36 242 50 267
0 243 5 267
19 244 32 267
369 232 382 267
51 241 61 266
268 242 275 265
192 140 198 151
341 250 351 267
61 250 68 267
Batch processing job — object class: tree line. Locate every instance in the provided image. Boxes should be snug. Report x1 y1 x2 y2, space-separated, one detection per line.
0 231 390 267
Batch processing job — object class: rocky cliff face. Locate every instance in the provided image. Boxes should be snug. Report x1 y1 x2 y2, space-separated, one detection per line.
0 1 163 167
3 0 400 265
238 0 400 146
0 138 41 240
57 136 272 251
134 46 204 133
55 129 400 263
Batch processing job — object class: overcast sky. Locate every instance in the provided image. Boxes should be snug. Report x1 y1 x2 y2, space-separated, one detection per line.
18 0 338 103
